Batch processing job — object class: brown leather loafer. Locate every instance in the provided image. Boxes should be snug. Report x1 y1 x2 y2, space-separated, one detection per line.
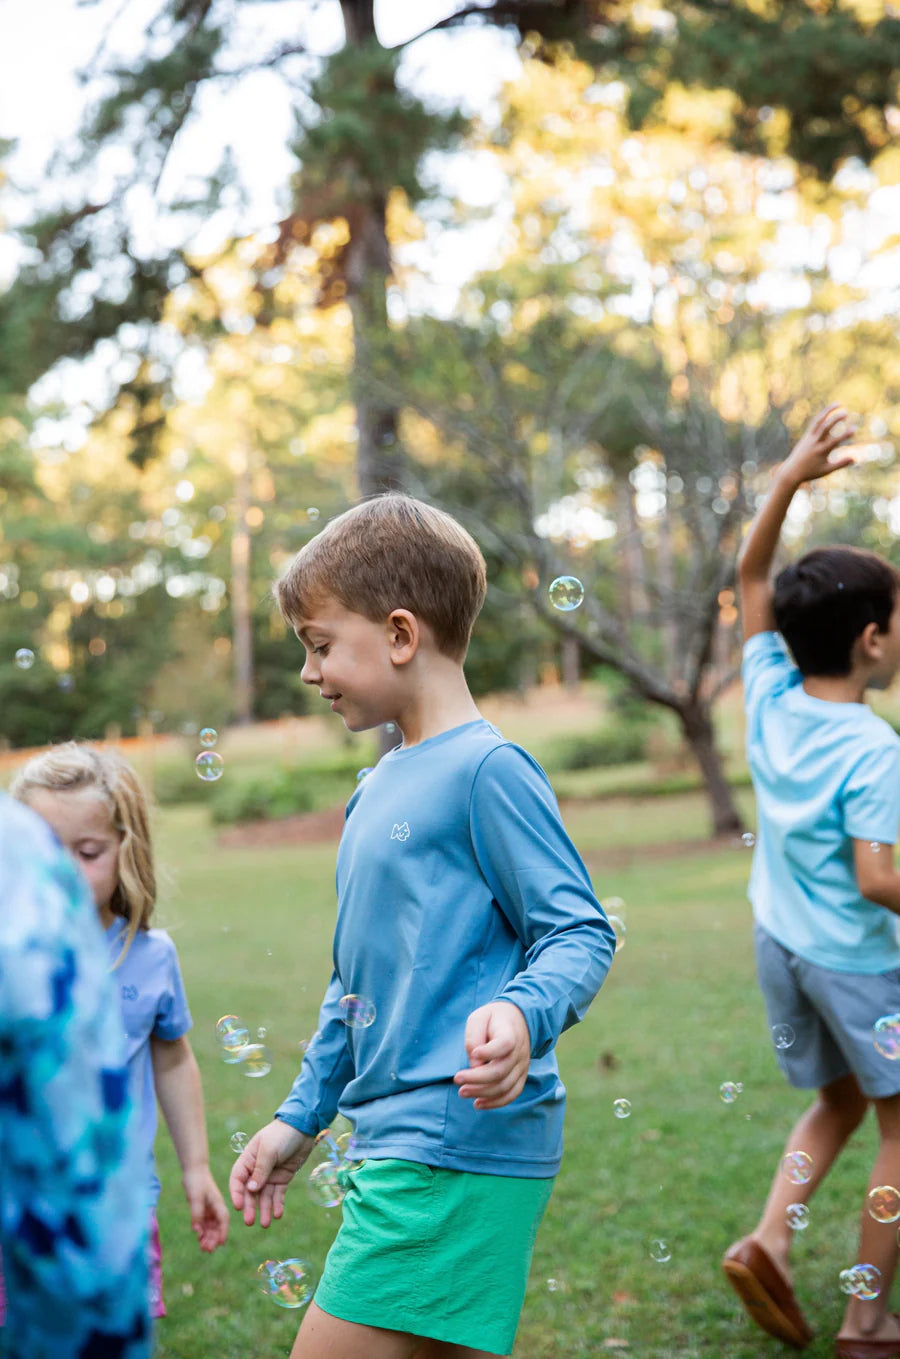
722 1236 814 1350
836 1317 900 1358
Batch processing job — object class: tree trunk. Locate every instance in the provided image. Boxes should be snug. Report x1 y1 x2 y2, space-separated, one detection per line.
676 696 743 836
231 443 254 726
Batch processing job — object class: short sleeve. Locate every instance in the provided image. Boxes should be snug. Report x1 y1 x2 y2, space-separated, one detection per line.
842 739 900 845
742 631 801 724
152 934 192 1041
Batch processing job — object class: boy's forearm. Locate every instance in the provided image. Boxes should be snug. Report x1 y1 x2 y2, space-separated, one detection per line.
738 466 804 584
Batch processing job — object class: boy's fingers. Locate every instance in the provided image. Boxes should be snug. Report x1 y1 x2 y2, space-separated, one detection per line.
463 1008 491 1058
813 403 844 432
471 1035 514 1062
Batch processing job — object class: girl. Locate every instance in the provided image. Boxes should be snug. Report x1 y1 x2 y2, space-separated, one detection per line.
10 742 229 1318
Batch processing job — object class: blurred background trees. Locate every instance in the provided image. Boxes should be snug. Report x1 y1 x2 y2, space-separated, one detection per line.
2 0 899 832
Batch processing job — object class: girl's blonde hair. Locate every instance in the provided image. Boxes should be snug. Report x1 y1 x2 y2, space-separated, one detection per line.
11 742 156 968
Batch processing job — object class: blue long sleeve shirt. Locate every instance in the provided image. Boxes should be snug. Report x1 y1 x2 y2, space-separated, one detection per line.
276 719 615 1177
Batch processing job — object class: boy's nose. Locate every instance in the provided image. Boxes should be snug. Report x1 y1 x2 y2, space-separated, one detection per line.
300 656 318 685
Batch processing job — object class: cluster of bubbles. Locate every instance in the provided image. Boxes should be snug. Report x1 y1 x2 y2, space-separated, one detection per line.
339 994 376 1029
873 1014 900 1060
786 1204 810 1231
14 648 34 670
772 1023 796 1050
195 726 225 783
256 1258 315 1309
649 1239 671 1264
719 1081 743 1104
839 1264 881 1300
613 1098 632 1120
306 1119 365 1210
782 1151 813 1185
867 1185 900 1223
604 897 627 953
548 576 585 612
215 1014 272 1078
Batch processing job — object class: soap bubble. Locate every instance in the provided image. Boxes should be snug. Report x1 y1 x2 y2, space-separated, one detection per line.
216 1015 250 1061
873 1014 900 1059
196 751 225 782
14 648 34 670
613 1098 632 1120
782 1151 813 1185
339 994 376 1029
257 1027 267 1040
356 767 374 782
868 1185 900 1223
870 842 883 853
230 1131 249 1154
307 507 320 522
741 832 756 848
607 915 626 953
841 1264 881 1301
58 674 74 693
649 1239 671 1263
307 1161 345 1208
385 723 396 734
548 575 585 612
786 1204 810 1231
772 1024 796 1050
334 1131 363 1170
256 1258 314 1309
719 1081 742 1104
199 727 218 747
238 1044 272 1078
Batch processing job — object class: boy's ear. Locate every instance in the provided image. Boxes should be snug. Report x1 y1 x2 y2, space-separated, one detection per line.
857 620 884 662
386 609 419 665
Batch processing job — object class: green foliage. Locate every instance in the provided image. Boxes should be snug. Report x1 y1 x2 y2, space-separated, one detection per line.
208 767 316 824
544 722 651 773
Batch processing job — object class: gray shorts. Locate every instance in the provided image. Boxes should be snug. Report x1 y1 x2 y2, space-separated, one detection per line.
754 922 900 1099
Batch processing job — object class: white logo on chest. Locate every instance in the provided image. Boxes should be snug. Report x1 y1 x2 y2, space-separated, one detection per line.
390 822 410 842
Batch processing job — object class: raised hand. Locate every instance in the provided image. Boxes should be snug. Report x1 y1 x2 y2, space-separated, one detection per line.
781 403 858 486
229 1120 314 1228
453 1001 531 1111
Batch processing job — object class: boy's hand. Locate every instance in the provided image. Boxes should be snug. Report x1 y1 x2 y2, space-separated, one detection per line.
229 1120 314 1228
454 1001 531 1111
182 1165 230 1252
780 403 857 487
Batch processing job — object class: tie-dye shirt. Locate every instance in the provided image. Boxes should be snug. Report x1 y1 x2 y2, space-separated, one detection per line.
0 793 151 1358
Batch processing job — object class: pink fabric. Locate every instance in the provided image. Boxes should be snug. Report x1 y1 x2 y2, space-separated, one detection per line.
149 1213 166 1319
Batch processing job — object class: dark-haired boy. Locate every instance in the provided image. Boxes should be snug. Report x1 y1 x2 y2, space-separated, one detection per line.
724 405 900 1358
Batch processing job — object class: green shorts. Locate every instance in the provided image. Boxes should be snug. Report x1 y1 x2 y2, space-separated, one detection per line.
314 1158 554 1355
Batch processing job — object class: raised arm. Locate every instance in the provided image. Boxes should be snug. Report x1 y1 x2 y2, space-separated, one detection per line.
738 404 856 640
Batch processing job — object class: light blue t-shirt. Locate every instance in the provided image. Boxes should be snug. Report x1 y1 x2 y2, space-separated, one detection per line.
106 921 192 1203
276 719 615 1177
743 631 900 973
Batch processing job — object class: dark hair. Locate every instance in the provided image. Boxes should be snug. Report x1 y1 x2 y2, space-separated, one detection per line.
773 546 899 676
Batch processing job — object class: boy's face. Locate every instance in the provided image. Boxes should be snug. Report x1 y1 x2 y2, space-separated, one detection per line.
295 597 407 732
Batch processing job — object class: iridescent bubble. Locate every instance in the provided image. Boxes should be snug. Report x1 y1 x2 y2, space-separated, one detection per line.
216 1014 250 1062
356 767 374 782
14 648 34 670
870 842 883 853
238 1044 272 1078
546 1278 560 1292
307 1161 345 1208
256 1258 314 1309
786 1204 810 1231
741 832 756 849
613 1098 632 1120
867 1185 900 1223
782 1151 813 1185
339 994 376 1029
334 1130 363 1170
385 723 396 734
230 1131 249 1154
873 1014 900 1059
548 575 585 612
844 1264 882 1301
607 915 626 953
257 1027 267 1040
649 1239 671 1263
719 1081 741 1104
307 507 320 522
772 1024 795 1051
196 751 225 782
199 727 218 748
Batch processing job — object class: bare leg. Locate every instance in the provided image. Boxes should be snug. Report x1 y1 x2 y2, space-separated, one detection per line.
753 1073 869 1282
412 1343 502 1359
290 1302 423 1359
838 1092 900 1346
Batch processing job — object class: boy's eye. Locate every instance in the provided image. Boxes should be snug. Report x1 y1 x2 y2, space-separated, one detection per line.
312 644 328 656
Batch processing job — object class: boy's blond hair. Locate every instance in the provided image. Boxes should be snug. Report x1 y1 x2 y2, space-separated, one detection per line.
275 494 487 660
11 742 156 969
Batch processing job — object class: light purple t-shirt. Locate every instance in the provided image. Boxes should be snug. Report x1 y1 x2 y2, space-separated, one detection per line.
106 921 192 1203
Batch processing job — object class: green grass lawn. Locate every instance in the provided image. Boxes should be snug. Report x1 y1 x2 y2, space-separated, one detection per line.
149 789 884 1359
